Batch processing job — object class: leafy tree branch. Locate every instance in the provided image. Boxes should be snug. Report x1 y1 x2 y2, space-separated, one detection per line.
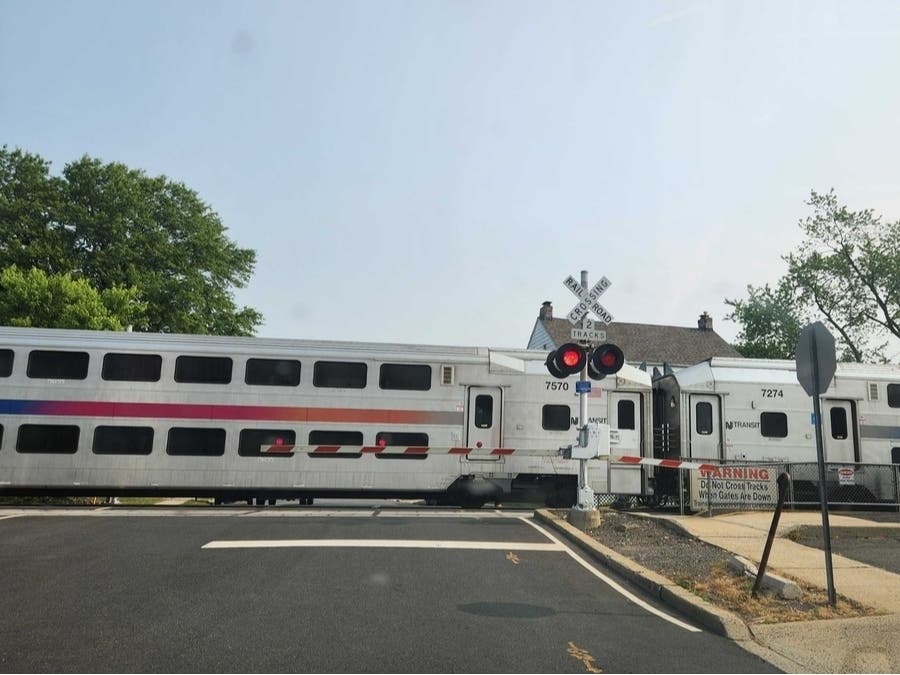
726 190 899 362
0 146 262 335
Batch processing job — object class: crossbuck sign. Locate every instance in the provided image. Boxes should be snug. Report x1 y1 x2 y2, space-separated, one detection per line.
564 274 614 331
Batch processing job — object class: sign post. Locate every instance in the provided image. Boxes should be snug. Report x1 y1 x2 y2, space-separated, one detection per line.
795 321 838 606
563 271 614 527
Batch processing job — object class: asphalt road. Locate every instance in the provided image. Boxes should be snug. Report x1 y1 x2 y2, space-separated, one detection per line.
0 507 779 673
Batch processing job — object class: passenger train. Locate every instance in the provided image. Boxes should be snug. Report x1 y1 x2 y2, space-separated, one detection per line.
0 327 898 507
0 327 651 507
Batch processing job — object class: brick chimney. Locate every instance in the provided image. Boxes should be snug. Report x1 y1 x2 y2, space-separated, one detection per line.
698 311 713 331
539 301 553 321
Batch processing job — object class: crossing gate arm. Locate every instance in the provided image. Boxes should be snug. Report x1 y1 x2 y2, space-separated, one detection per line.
260 445 559 457
612 455 720 473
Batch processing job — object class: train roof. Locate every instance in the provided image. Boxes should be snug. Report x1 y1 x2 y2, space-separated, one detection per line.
0 326 493 361
663 356 900 391
0 326 652 387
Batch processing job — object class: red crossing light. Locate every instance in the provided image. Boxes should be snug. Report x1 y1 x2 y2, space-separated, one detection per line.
561 347 583 368
545 343 587 378
588 343 625 379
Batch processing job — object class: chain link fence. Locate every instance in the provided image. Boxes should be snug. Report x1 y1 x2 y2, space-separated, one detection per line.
786 462 899 508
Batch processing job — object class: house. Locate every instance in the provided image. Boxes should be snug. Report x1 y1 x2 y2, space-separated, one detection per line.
526 301 742 374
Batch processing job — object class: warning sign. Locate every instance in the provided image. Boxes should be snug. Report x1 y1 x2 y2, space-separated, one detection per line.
837 466 855 486
690 466 778 510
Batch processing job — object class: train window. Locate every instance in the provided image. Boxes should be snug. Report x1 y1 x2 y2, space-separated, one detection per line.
618 400 636 430
166 427 226 456
0 349 12 377
245 358 301 386
239 429 297 456
542 405 571 431
760 412 788 438
27 350 89 380
474 395 493 429
175 356 232 384
888 384 900 408
17 424 79 453
829 408 848 440
893 448 900 464
379 364 432 391
309 430 364 445
102 353 162 382
375 432 429 446
313 361 367 388
695 402 713 435
93 426 154 455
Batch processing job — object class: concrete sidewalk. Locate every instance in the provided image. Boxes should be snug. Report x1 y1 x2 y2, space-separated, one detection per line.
654 511 900 614
657 511 900 673
536 509 900 673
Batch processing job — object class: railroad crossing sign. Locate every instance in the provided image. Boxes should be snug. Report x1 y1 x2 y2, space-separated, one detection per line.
564 274 614 325
555 271 623 520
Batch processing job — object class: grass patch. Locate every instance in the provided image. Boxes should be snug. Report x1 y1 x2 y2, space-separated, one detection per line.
117 497 165 506
117 497 214 506
682 564 876 624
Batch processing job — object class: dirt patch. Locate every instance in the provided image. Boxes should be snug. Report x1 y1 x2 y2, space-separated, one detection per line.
683 565 870 624
573 510 877 624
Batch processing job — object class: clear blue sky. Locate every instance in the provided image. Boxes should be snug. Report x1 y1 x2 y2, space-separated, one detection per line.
3 0 899 349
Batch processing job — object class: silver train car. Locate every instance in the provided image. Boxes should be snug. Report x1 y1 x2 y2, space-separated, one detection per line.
0 327 652 507
651 357 900 505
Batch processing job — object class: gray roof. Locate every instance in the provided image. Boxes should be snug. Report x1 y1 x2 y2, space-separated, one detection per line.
527 313 741 368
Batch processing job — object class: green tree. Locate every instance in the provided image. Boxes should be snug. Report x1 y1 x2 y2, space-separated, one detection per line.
725 281 804 359
0 148 68 273
0 265 146 330
727 191 900 362
785 191 899 362
0 146 262 335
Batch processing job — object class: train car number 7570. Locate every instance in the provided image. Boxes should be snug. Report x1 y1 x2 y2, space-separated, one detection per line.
546 381 570 391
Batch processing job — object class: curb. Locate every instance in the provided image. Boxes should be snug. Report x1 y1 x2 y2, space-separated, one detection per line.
534 509 752 641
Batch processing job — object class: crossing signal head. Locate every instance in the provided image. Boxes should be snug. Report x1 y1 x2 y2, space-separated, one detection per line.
588 343 625 379
545 343 587 378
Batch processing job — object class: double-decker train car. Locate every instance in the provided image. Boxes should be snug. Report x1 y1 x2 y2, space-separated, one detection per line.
652 357 900 504
0 327 652 507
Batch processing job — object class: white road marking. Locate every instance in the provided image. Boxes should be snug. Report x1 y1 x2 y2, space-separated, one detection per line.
521 517 702 632
203 539 563 551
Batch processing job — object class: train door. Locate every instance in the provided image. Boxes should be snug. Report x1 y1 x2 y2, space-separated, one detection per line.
609 392 641 455
609 391 643 494
466 387 502 449
822 399 859 463
688 394 721 460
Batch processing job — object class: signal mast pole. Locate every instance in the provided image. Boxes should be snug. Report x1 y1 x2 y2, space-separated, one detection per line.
566 270 602 531
576 270 591 509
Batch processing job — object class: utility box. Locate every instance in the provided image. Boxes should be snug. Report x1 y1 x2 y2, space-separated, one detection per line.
571 423 610 459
